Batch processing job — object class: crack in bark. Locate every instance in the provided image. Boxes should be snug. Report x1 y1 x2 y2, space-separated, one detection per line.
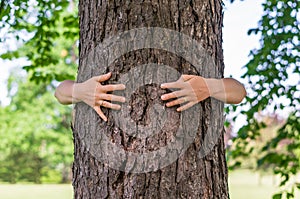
74 0 229 198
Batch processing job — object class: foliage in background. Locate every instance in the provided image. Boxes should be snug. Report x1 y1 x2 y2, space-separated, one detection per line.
227 1 300 198
0 70 73 183
0 0 78 83
0 0 78 183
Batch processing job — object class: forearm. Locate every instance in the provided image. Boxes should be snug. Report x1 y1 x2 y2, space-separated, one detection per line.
205 78 246 104
54 80 81 105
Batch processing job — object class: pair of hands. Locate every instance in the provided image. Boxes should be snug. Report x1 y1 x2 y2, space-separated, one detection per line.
74 72 210 121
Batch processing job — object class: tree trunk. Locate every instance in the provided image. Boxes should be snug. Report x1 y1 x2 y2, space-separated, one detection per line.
73 0 229 198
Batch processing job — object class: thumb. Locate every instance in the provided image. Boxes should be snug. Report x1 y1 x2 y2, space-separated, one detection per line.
94 106 107 122
95 72 112 82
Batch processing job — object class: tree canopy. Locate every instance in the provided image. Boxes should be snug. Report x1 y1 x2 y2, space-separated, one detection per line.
227 1 300 198
0 70 73 183
0 0 78 183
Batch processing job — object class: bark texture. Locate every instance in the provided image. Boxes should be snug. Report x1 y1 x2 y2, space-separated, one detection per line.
73 0 229 198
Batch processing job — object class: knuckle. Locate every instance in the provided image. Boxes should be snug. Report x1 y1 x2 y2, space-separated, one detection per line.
96 86 104 93
95 93 103 100
173 92 180 97
107 85 114 91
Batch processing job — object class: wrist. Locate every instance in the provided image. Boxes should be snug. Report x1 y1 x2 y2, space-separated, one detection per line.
72 82 83 104
204 78 223 98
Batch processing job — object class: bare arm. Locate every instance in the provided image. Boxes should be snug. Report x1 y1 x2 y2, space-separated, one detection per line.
55 80 78 105
54 72 126 121
205 77 247 104
161 75 246 111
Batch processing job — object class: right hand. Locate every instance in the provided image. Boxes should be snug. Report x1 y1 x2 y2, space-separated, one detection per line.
73 72 126 121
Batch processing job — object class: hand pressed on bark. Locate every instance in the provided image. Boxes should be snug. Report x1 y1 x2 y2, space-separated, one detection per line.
54 72 126 121
161 74 246 111
161 75 210 112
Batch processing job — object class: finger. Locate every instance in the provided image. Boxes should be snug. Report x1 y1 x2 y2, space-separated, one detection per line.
102 84 126 92
166 97 189 107
101 101 121 110
177 102 197 112
95 72 112 82
99 94 126 103
94 106 107 121
160 81 182 89
161 90 186 101
181 74 194 81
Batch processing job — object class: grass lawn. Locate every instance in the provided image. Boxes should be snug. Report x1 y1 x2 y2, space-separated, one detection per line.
229 169 277 199
229 169 300 199
0 170 299 199
0 184 73 199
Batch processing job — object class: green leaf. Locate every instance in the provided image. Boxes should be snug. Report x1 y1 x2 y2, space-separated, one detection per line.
272 193 282 199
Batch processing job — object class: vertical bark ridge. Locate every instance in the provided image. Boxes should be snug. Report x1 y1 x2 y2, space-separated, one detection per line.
74 0 229 198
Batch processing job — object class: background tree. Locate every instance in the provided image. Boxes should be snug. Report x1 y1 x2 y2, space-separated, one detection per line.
0 70 73 183
0 0 78 183
228 0 300 198
0 0 78 83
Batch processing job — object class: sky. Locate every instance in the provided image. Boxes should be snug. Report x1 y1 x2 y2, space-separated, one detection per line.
223 0 263 80
0 1 263 106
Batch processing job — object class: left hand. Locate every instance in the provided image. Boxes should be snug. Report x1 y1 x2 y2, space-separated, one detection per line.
160 75 210 112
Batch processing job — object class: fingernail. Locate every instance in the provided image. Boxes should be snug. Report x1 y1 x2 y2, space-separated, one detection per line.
122 97 126 102
161 95 165 100
161 84 165 88
176 108 181 112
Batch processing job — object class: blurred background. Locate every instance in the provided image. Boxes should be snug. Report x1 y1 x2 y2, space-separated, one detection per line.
0 0 299 198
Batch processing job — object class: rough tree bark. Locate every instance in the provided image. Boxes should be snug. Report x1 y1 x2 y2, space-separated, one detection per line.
73 0 229 198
